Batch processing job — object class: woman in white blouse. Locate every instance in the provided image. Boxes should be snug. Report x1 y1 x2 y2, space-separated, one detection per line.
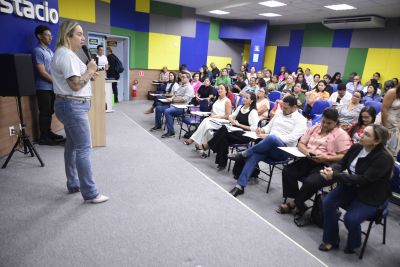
183 84 232 154
208 92 259 169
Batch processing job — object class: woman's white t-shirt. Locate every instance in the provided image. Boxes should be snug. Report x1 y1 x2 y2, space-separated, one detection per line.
51 46 91 97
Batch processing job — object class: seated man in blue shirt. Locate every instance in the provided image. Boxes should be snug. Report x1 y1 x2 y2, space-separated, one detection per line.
228 95 307 197
33 25 65 145
151 72 194 138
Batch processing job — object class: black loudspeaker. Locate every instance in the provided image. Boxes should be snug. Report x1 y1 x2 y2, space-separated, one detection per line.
0 54 36 97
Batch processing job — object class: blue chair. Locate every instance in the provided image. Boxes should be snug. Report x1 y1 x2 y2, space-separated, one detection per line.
213 88 218 97
199 99 209 112
391 161 400 195
330 84 338 93
310 100 331 120
237 95 244 107
397 151 400 162
178 106 201 139
312 114 322 125
269 91 282 103
269 101 275 111
364 101 382 114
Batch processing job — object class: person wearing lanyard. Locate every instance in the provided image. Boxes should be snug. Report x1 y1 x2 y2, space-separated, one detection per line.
51 20 109 204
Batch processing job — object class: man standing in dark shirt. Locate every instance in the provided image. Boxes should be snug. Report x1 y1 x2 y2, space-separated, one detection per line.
106 47 120 103
33 25 64 145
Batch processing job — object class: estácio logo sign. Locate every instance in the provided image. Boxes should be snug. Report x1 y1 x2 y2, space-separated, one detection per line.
0 0 59 24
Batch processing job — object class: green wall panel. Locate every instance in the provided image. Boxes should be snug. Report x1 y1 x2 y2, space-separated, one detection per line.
302 23 334 47
150 1 182 18
111 27 135 69
343 48 369 80
209 19 220 41
111 27 148 69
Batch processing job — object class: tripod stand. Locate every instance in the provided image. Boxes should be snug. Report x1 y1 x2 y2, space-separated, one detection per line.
2 96 45 168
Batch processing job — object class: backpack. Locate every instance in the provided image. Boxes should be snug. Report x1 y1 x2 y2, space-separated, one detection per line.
310 192 325 228
113 55 124 74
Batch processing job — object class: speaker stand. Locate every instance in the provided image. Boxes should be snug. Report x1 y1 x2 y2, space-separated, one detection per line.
2 96 45 168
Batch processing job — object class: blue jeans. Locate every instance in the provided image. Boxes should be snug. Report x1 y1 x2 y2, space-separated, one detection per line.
155 104 184 133
237 134 288 187
54 98 98 200
323 185 378 250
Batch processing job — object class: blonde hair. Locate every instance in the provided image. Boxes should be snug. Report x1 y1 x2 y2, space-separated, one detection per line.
56 20 80 49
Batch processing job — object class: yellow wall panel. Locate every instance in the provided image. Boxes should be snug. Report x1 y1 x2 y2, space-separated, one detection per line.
362 48 400 85
263 46 277 71
59 0 96 23
148 33 181 70
298 63 329 77
100 0 110 3
207 56 232 70
242 42 250 64
136 0 150 13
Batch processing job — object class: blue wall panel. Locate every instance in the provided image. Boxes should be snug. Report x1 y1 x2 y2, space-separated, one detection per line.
110 0 149 32
274 30 304 74
219 20 268 70
180 21 210 71
0 0 59 53
332 29 352 48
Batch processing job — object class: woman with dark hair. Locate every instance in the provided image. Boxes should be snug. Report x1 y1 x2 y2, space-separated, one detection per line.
145 72 179 114
278 108 351 219
183 84 232 156
338 91 364 131
295 73 309 92
191 72 202 93
199 66 208 82
304 80 331 118
382 84 400 155
323 74 334 95
330 72 343 84
208 92 259 170
268 75 280 92
363 83 381 103
348 106 377 144
319 125 393 254
310 73 320 89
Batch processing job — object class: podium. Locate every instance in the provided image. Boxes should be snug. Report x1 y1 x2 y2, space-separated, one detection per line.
88 71 106 147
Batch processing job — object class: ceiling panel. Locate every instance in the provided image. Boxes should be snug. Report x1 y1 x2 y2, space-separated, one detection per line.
156 0 400 25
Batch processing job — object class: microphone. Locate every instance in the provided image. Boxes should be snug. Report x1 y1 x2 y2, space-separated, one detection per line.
82 45 91 62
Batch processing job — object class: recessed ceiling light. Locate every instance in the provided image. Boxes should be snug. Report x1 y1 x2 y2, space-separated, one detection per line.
324 4 356 11
209 10 230 15
259 1 286 7
259 13 282 17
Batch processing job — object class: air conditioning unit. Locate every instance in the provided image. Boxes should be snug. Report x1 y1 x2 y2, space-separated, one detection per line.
322 15 385 29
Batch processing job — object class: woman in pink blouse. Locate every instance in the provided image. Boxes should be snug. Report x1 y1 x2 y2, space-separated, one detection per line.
277 108 351 221
191 72 202 94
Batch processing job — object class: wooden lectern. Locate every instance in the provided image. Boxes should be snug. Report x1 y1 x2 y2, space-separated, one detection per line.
88 71 106 147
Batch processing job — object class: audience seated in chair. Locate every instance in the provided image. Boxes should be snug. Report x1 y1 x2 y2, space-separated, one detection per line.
256 88 270 120
318 125 393 255
145 72 179 114
278 108 351 221
329 83 352 106
183 84 232 157
304 80 331 118
190 77 214 106
150 72 194 138
348 106 377 144
337 91 364 131
208 92 259 171
228 95 307 197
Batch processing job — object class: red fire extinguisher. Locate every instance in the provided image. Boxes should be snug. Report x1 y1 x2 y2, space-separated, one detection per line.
132 79 138 98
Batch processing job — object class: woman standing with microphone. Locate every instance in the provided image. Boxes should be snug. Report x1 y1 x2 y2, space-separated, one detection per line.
51 20 109 203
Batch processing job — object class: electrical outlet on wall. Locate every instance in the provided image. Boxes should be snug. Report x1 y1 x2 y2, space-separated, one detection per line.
8 126 15 136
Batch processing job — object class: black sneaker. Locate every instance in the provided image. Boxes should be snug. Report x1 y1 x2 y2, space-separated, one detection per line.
150 126 162 132
48 131 65 141
39 137 59 146
161 132 175 138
